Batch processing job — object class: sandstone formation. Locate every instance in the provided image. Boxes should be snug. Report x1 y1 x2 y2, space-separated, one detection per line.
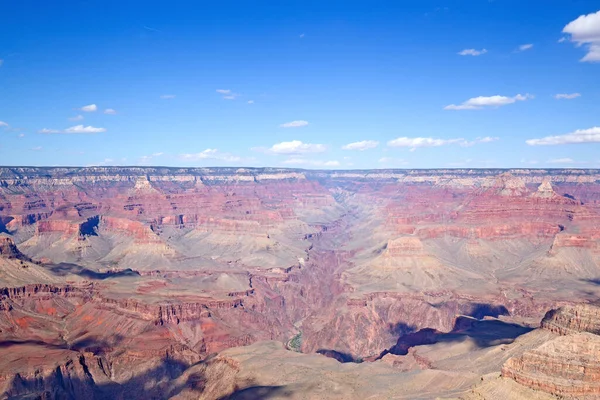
0 167 599 399
501 333 600 399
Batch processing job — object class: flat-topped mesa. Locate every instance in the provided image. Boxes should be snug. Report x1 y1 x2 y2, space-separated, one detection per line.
540 304 600 335
502 332 600 399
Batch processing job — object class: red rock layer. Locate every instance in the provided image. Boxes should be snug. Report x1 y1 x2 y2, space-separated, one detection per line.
502 333 600 399
540 304 600 336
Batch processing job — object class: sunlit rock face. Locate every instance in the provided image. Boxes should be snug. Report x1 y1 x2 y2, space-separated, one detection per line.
1 167 600 399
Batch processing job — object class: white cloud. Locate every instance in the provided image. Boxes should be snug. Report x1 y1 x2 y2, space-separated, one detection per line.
180 149 242 163
79 104 98 112
0 121 8 128
458 48 487 56
31 146 43 151
104 108 117 115
388 137 464 150
387 136 498 151
558 37 567 43
282 158 340 167
64 125 106 134
87 158 115 167
247 100 254 104
160 94 176 99
39 125 106 134
255 140 326 155
517 44 534 52
563 10 600 62
18 133 25 138
38 128 61 134
299 33 305 38
68 115 84 121
444 94 533 110
548 158 575 164
526 127 600 146
554 93 581 100
216 89 240 100
138 152 164 165
460 136 499 147
342 140 379 151
279 120 309 128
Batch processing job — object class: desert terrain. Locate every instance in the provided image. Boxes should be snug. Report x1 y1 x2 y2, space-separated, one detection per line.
1 166 600 399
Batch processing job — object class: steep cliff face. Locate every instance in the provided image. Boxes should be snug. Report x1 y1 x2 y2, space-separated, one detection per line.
501 333 600 399
540 304 600 335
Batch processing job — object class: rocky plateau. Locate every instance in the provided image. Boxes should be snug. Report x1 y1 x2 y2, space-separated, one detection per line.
1 167 600 399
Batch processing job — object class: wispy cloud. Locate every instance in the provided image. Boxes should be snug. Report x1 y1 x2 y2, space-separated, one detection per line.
68 115 84 121
0 121 8 128
31 146 43 151
526 127 600 146
554 93 581 100
299 33 305 38
388 137 464 151
104 108 117 115
160 94 176 99
18 133 25 138
247 100 254 104
180 148 242 163
460 136 499 147
254 140 326 155
548 157 575 164
444 94 533 110
563 10 600 63
517 43 534 52
79 104 98 112
39 125 106 134
282 158 339 167
143 25 162 33
216 89 240 100
342 140 379 151
458 48 487 56
279 120 309 128
88 158 115 167
387 136 497 151
138 152 165 165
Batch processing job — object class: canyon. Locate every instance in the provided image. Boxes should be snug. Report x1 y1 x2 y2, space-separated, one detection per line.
1 167 600 399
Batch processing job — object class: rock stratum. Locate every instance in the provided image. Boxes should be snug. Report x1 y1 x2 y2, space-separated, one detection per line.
1 167 600 399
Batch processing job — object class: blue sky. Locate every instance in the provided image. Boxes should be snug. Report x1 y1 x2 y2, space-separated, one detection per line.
1 0 599 169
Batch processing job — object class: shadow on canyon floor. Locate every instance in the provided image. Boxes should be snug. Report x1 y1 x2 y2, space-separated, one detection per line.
379 316 534 359
218 385 292 400
316 349 360 363
465 303 510 319
3 355 204 400
582 278 600 286
46 262 140 280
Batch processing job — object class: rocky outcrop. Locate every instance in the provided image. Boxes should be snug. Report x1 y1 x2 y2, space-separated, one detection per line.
0 236 28 260
540 304 600 335
502 332 600 399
